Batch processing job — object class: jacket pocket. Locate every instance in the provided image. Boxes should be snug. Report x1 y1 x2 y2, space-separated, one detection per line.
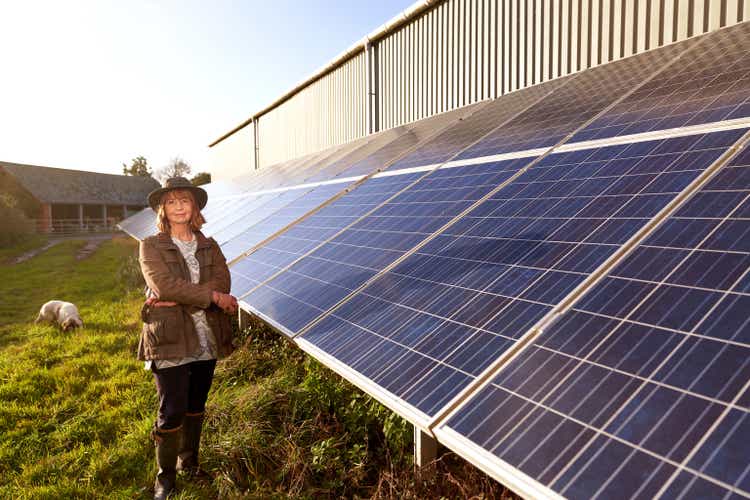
206 307 234 355
144 305 184 347
162 251 185 277
199 248 214 281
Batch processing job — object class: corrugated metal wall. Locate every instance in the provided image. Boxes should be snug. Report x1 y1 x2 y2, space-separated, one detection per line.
209 122 255 181
257 52 368 168
376 0 750 129
212 0 749 177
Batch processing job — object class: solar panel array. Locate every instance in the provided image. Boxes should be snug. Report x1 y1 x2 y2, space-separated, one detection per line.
119 22 750 499
456 32 699 161
299 127 747 422
220 103 482 262
437 129 750 499
573 21 750 143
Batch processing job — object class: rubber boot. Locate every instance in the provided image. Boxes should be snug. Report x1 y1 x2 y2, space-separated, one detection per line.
177 412 205 475
152 424 181 500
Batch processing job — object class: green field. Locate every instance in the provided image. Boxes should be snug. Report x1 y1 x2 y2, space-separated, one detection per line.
0 236 513 499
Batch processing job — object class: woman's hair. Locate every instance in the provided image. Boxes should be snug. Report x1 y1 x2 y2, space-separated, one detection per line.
156 189 206 233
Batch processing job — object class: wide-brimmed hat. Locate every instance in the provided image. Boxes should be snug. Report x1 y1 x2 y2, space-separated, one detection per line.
147 176 208 211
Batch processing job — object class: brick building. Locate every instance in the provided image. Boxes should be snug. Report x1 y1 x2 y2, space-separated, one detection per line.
0 161 158 233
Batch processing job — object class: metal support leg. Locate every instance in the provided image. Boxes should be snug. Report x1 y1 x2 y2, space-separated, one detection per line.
414 425 438 467
238 309 253 331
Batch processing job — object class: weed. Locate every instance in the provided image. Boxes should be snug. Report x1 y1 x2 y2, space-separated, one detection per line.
116 253 146 293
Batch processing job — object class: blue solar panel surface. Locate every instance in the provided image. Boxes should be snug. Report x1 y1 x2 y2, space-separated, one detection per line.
443 130 750 499
456 35 696 161
201 138 379 244
379 77 565 172
306 105 474 180
219 106 475 261
300 129 746 421
220 182 351 261
230 170 427 300
239 158 530 335
573 21 750 142
201 193 273 239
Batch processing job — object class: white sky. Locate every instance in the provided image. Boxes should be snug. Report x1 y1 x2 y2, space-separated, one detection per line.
0 0 412 176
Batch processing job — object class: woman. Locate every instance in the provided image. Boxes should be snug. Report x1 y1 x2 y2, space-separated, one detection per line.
138 176 238 500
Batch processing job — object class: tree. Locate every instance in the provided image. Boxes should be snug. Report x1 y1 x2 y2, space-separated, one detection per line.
156 157 191 182
122 156 152 177
191 172 211 186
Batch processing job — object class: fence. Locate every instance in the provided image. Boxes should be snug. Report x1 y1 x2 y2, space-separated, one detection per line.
31 218 123 236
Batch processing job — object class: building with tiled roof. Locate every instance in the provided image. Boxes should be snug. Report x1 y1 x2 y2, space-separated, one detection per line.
0 161 158 233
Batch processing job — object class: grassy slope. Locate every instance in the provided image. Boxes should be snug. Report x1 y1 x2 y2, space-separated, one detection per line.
0 235 49 264
0 237 516 499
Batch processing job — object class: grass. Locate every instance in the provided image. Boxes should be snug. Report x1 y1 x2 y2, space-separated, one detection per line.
0 234 49 263
0 235 517 499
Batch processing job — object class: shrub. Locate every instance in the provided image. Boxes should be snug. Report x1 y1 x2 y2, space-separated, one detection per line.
0 195 35 248
116 254 145 292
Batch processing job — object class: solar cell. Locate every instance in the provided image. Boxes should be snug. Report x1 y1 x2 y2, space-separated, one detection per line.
574 21 750 142
202 192 282 241
456 34 698 160
238 156 532 334
439 130 750 498
231 140 361 193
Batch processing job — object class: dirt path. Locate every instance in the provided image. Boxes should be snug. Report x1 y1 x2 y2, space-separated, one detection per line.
11 234 118 264
10 241 61 264
75 239 106 260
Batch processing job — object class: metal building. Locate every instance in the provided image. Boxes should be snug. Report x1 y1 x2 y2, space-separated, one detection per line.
209 0 750 180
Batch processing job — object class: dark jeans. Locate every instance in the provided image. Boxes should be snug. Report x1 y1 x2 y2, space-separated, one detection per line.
151 359 217 430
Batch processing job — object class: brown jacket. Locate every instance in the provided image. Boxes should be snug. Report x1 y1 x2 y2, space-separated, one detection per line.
137 231 234 361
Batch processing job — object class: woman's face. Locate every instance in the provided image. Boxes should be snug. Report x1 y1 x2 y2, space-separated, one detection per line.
162 190 194 226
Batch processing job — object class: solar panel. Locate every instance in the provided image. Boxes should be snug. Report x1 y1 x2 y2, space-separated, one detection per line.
118 178 248 241
239 156 533 335
202 192 283 241
116 20 750 497
199 138 377 237
202 142 386 242
574 21 750 142
295 128 747 430
456 34 699 161
218 105 479 260
380 76 569 172
218 182 351 258
305 104 480 181
117 206 156 240
231 141 359 193
438 129 750 498
229 169 429 299
227 71 584 309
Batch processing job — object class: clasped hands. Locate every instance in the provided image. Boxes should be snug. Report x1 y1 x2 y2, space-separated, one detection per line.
145 290 238 315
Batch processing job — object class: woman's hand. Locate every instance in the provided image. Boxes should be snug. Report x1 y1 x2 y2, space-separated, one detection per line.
212 291 238 315
145 296 177 308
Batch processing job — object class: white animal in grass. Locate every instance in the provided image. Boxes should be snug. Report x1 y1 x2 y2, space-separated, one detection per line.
35 301 84 331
